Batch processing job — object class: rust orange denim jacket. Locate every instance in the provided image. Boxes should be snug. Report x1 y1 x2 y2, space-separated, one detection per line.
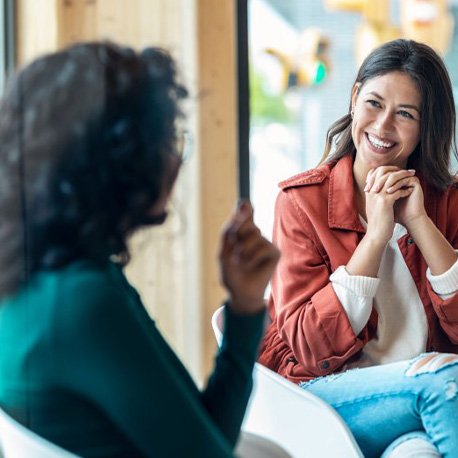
258 155 458 383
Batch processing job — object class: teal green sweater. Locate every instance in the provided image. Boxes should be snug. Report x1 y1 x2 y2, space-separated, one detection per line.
0 260 265 457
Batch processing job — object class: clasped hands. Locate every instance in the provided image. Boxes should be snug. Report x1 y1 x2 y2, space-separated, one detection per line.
364 166 428 244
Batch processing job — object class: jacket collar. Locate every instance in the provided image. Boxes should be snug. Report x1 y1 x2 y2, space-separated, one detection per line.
328 155 366 233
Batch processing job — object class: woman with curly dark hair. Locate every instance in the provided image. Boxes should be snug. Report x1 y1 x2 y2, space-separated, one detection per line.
0 42 281 457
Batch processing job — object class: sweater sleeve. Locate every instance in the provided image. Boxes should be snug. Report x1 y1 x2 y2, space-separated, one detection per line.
51 266 264 457
426 250 458 299
330 266 379 335
202 304 265 444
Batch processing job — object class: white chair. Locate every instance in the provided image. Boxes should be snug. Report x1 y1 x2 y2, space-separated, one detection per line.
0 406 79 458
212 306 364 458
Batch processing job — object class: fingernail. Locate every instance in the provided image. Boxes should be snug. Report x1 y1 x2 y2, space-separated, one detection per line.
408 169 415 173
237 199 248 211
237 199 252 215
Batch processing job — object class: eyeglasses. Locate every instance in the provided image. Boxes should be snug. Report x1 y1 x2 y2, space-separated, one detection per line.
176 129 193 162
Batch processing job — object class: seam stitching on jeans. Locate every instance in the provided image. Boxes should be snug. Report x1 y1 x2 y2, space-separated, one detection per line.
331 389 420 409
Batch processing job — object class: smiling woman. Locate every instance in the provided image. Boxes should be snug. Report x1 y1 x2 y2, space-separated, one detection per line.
258 39 458 457
351 71 421 174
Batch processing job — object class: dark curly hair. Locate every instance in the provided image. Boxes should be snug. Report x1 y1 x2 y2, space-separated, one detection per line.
0 42 187 297
321 39 457 190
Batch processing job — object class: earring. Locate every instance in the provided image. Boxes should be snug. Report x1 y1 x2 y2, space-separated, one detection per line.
350 109 354 118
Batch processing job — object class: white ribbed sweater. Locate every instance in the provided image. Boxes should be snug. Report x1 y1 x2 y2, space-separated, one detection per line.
330 223 458 368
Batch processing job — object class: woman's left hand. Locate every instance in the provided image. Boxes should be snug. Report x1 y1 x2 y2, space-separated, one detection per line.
388 171 427 228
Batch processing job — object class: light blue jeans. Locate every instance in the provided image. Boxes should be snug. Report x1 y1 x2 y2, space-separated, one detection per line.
300 353 458 457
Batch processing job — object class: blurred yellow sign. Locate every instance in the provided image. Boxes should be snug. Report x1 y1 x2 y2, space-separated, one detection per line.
325 0 454 63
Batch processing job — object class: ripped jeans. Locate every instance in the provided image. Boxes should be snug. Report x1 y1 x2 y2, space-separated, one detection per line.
300 353 458 457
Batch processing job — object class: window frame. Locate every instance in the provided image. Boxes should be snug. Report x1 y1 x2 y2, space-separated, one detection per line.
0 0 15 94
236 0 250 199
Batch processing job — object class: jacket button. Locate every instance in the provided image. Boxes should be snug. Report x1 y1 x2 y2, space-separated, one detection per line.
321 360 330 370
407 238 414 245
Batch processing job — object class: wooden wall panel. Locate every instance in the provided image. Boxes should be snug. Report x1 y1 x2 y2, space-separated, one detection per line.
16 0 59 66
197 0 238 375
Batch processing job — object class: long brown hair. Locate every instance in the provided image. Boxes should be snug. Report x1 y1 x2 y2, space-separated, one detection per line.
321 39 457 190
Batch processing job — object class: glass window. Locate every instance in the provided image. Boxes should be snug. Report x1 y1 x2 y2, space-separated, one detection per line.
247 0 458 239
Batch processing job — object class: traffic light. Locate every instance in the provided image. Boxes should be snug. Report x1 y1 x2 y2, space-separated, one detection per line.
296 28 330 86
265 27 330 91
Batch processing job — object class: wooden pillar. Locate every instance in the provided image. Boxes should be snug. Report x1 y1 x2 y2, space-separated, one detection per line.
197 0 239 375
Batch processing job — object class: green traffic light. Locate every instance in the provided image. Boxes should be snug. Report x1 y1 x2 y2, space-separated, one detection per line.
313 61 327 85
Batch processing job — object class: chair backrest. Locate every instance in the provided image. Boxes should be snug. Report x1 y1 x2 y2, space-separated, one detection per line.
0 407 79 458
211 306 363 458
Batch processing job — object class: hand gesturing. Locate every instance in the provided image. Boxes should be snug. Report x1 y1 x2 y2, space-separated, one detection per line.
219 200 280 314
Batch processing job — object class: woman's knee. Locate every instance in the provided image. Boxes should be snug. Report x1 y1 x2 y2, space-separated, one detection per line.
404 352 458 400
381 431 440 458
